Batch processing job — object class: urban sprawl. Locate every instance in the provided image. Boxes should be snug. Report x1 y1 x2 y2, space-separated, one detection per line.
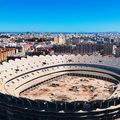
0 32 120 62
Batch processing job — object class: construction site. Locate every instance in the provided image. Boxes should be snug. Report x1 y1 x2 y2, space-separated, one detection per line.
20 76 116 102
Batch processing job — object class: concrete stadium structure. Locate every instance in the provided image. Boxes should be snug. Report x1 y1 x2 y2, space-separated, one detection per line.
0 55 120 120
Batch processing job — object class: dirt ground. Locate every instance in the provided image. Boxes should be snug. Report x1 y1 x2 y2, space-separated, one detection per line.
20 76 116 102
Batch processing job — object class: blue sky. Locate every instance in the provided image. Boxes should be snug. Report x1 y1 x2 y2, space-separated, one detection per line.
0 0 120 32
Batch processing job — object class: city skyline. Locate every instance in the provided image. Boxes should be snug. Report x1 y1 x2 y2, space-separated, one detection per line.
0 0 120 32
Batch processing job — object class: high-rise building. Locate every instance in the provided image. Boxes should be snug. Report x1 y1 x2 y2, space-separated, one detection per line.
54 36 65 44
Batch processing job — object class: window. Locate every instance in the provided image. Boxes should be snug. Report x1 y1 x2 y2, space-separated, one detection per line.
11 81 15 84
15 69 19 71
6 85 9 87
42 62 46 65
68 59 72 62
99 60 102 63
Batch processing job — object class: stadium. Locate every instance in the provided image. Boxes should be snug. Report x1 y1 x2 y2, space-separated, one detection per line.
0 54 120 120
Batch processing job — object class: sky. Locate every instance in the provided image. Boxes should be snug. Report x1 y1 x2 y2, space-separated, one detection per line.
0 0 120 32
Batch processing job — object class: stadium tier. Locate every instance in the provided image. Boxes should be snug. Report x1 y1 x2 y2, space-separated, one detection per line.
0 55 120 120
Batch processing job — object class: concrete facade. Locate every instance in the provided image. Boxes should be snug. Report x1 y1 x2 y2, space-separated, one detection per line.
0 55 119 120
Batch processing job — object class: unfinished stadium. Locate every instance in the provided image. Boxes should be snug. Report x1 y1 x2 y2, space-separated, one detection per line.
0 55 120 120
